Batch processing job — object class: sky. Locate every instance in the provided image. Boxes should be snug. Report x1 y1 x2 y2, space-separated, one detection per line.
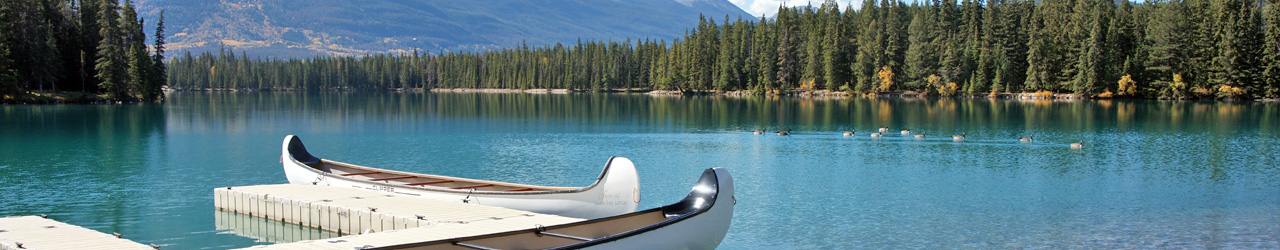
728 0 862 17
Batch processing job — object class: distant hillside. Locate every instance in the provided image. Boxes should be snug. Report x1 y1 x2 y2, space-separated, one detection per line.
134 0 750 57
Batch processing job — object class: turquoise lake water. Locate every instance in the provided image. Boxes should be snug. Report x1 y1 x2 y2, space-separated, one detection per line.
1 92 1278 249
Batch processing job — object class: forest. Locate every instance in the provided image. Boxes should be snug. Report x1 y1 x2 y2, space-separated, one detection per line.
171 0 1280 100
0 0 166 102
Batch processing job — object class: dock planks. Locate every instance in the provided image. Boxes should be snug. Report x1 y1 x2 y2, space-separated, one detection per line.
215 184 584 249
0 216 154 250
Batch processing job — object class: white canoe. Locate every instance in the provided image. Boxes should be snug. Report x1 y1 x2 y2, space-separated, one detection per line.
368 168 735 250
281 135 640 219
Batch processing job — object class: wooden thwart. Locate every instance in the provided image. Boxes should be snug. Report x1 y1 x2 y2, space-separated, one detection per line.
341 171 381 176
406 180 453 186
451 184 495 189
369 176 416 181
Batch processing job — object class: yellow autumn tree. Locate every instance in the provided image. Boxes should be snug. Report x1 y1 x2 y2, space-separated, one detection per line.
1168 73 1186 99
875 65 894 93
937 82 959 96
923 74 941 95
1218 85 1245 98
1117 74 1137 96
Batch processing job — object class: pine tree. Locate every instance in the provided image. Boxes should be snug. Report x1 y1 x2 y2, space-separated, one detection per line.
905 1 939 90
95 0 126 100
1265 0 1280 98
150 10 166 100
1235 3 1263 98
1144 1 1188 98
80 0 102 93
0 1 16 97
853 1 883 92
820 0 845 90
1024 26 1044 91
122 0 150 100
1072 5 1103 95
8 0 64 95
820 19 843 90
800 3 825 90
776 8 799 89
754 16 776 92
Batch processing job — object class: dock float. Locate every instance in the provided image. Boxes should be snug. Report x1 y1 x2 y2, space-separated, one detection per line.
215 184 584 249
215 210 339 244
0 216 154 250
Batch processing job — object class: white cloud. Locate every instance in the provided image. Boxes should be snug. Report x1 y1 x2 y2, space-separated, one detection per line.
736 0 862 17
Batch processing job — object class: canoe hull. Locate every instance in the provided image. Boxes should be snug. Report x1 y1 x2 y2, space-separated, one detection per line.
280 135 640 219
579 168 734 250
369 168 736 250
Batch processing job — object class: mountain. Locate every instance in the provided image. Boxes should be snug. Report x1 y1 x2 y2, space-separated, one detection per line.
134 0 751 57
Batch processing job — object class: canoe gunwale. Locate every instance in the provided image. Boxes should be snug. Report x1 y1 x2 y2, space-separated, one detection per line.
369 168 730 250
284 135 617 196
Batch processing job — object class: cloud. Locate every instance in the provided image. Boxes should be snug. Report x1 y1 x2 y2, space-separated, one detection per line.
736 0 862 17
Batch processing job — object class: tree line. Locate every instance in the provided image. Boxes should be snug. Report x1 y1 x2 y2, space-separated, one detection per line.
0 0 166 102
168 0 1280 100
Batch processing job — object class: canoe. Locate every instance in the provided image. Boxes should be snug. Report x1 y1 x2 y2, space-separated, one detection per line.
280 135 640 219
368 167 735 250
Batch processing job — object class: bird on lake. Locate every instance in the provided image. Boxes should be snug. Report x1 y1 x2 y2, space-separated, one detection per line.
914 132 927 139
870 132 882 138
1019 134 1034 142
1070 140 1084 149
752 129 765 135
952 132 966 140
878 127 889 133
777 129 791 136
843 130 855 136
901 129 911 135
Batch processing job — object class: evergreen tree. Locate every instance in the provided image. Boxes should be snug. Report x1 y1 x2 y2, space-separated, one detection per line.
754 16 777 92
1144 1 1188 98
853 1 883 92
79 0 102 93
904 1 939 90
150 10 165 100
776 8 799 89
820 6 846 90
122 0 151 99
95 0 126 100
1072 4 1104 95
148 2 1280 100
0 1 17 97
1025 21 1045 91
1265 0 1280 98
8 0 63 94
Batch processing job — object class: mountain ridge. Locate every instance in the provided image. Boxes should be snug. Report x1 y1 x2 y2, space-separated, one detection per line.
135 0 751 57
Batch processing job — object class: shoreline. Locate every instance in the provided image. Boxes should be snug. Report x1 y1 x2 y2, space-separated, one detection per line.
9 88 1279 105
0 91 138 105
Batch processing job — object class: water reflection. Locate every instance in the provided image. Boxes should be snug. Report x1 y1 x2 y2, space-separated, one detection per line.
214 210 338 243
164 92 1278 134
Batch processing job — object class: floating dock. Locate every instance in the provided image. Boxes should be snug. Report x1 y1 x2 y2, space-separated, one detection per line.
215 184 584 249
0 216 154 250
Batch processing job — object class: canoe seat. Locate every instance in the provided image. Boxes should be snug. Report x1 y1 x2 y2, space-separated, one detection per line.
369 176 416 181
407 180 454 186
341 171 381 176
504 188 534 192
450 184 494 189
